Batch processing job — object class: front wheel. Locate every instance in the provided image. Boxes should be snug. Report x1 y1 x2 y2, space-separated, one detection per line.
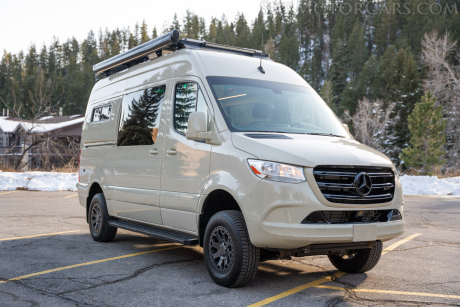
328 240 383 273
203 210 259 288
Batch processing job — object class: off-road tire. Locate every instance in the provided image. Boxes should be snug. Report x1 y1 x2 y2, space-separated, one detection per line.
203 210 260 288
328 240 383 273
89 193 117 242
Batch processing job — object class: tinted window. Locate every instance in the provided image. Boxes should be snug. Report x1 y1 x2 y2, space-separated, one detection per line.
92 105 112 122
117 85 165 146
174 82 209 134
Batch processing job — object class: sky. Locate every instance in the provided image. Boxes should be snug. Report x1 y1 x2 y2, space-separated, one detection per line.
0 0 266 54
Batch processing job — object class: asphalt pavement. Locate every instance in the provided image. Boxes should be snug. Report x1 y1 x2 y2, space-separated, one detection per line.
0 191 459 306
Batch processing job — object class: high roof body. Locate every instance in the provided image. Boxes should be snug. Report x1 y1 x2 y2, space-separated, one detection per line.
88 45 311 107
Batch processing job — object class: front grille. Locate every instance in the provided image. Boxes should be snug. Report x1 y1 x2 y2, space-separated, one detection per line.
313 165 395 204
302 209 402 224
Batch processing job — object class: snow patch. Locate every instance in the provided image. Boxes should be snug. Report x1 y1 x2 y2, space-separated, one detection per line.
0 172 77 191
400 175 460 195
1 172 460 196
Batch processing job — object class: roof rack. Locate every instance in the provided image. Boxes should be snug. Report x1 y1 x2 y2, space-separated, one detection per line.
93 30 270 77
178 38 269 57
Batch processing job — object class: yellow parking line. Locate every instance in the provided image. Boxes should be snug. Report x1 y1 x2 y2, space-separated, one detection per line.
64 194 78 198
247 271 347 307
0 191 18 196
0 230 80 241
314 285 460 300
247 233 421 307
0 246 181 284
382 233 421 255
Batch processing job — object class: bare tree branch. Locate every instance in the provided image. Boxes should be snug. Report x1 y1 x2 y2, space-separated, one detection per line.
346 98 395 153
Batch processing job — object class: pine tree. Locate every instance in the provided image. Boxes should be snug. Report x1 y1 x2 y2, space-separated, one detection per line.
207 18 218 43
374 0 404 55
140 20 149 44
348 19 367 76
329 39 348 109
382 48 422 164
251 10 265 50
320 80 334 110
401 92 446 173
183 10 200 39
169 13 181 33
340 56 383 116
234 14 251 48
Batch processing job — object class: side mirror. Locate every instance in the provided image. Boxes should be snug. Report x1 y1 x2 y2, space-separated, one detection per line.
186 112 212 141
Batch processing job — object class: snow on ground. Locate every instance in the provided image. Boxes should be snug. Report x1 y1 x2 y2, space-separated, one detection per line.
400 175 460 195
1 172 460 195
0 171 77 191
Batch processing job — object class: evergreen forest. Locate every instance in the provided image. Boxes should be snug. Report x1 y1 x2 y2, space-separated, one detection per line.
1 1 459 171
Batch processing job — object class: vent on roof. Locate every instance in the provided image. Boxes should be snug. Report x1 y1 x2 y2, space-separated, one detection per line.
244 134 292 139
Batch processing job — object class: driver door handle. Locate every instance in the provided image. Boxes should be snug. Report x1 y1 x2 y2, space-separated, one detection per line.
149 149 159 156
166 148 177 156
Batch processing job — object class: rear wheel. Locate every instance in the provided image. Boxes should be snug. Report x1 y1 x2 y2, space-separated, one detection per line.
203 210 259 288
89 193 117 242
328 240 383 273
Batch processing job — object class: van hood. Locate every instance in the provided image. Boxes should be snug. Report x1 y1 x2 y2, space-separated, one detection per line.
231 133 394 168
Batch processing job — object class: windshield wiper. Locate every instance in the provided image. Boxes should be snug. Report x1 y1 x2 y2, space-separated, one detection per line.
306 133 345 138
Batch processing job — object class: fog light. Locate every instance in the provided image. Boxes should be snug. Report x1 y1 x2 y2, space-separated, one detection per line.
389 209 402 221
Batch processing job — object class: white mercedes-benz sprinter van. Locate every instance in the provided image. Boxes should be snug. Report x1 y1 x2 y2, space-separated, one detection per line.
77 30 404 288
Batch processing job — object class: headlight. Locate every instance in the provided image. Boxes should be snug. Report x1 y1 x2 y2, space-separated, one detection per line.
248 159 306 183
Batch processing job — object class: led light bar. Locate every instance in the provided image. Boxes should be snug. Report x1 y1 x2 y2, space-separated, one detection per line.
93 29 180 76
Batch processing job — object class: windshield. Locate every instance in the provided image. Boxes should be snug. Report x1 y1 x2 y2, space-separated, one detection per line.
206 77 349 137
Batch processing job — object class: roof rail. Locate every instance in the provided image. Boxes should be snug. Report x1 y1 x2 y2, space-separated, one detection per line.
93 30 270 77
178 38 269 57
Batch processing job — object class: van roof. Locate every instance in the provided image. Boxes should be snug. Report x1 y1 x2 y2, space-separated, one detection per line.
88 48 311 106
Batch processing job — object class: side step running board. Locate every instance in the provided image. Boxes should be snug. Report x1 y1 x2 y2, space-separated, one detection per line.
109 220 199 246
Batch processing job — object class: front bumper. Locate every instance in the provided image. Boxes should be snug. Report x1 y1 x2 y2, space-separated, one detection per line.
238 177 405 249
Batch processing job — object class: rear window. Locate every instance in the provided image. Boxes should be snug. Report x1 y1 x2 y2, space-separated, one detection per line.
91 105 112 122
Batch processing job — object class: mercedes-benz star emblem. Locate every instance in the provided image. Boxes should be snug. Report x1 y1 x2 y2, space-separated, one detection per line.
353 172 372 197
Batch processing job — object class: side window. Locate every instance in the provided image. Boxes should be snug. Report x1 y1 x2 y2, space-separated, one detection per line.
117 85 165 146
174 82 209 134
92 105 112 122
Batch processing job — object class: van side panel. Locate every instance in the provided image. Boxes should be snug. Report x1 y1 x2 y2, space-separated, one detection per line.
125 63 176 92
108 200 162 225
90 79 128 105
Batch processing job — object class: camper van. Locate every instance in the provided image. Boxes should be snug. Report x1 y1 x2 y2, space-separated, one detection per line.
77 30 404 288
